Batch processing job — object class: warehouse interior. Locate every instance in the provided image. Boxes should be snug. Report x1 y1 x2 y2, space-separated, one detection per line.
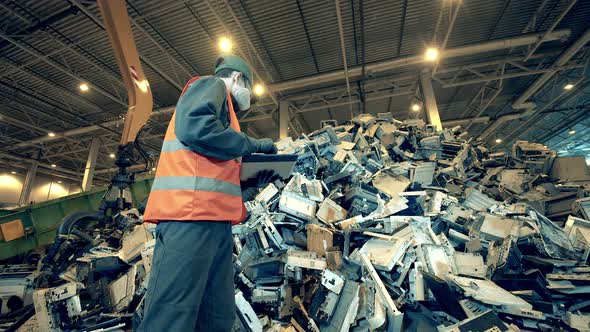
1 0 590 331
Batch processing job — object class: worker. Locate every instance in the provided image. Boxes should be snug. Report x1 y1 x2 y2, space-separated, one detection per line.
138 55 277 332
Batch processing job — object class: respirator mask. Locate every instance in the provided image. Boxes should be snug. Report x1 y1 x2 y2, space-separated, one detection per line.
230 72 251 111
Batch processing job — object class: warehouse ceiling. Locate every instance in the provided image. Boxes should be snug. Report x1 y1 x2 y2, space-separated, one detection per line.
0 0 590 186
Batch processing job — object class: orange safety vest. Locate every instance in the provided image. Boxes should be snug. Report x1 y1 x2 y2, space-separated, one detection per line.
144 76 247 224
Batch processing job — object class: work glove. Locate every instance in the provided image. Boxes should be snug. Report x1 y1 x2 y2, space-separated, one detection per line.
254 138 278 154
255 170 280 187
241 170 280 201
241 187 259 201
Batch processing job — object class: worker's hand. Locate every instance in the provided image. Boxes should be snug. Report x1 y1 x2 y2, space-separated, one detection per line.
256 170 280 187
241 170 280 189
240 170 280 201
255 138 278 154
241 186 258 201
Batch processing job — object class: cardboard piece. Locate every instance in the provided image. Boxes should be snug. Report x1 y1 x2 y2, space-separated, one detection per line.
307 224 334 257
0 219 25 242
316 199 347 224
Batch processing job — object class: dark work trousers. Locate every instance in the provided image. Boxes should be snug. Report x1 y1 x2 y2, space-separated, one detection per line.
136 220 235 332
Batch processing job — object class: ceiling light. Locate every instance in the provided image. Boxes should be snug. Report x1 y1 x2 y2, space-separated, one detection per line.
51 164 57 168
57 180 62 184
582 148 590 151
253 84 265 96
109 153 116 159
10 171 16 174
79 83 89 92
411 103 421 112
218 37 233 53
558 150 567 154
495 138 502 143
564 83 574 90
424 47 439 62
568 130 576 135
151 167 156 171
48 132 56 137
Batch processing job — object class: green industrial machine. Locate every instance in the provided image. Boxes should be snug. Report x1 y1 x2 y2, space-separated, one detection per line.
0 177 154 260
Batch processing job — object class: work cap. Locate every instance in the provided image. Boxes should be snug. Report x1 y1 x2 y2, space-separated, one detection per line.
215 54 253 87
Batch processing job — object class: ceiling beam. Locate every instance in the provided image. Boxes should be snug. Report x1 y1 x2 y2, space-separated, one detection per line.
0 113 48 135
0 32 128 107
335 0 354 118
268 29 570 93
512 25 590 109
8 47 572 149
127 1 197 78
8 106 175 149
68 0 183 91
0 58 121 118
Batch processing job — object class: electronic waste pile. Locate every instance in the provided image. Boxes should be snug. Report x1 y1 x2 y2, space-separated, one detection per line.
0 208 153 332
234 113 590 332
2 113 590 332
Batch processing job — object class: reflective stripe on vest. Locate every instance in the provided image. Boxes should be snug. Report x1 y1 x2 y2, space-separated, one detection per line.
150 176 241 196
143 76 246 224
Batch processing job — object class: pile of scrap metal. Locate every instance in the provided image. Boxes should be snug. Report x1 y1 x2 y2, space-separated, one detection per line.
0 209 155 331
232 114 590 332
2 113 590 331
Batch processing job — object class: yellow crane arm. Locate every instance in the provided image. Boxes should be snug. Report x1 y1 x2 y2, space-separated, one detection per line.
97 0 153 145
